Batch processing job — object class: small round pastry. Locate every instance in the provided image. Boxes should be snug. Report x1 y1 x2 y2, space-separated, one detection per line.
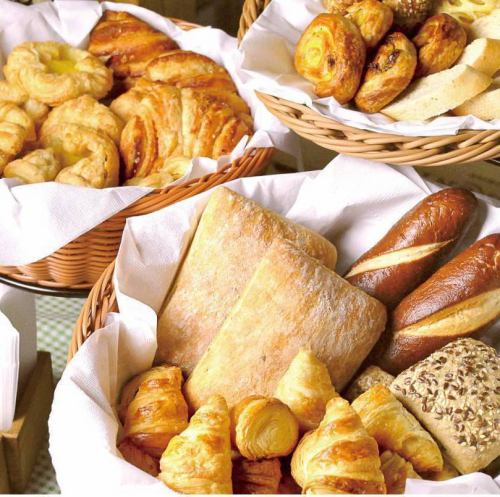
323 0 360 15
40 123 119 189
382 0 435 31
3 148 62 184
355 32 417 113
413 14 467 76
231 396 299 461
4 41 113 106
41 95 124 145
346 0 394 48
294 14 366 103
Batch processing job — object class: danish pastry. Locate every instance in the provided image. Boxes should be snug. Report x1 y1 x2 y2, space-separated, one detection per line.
294 14 366 103
232 458 282 494
40 123 119 188
346 0 393 48
355 32 417 113
323 0 359 15
4 41 113 106
0 81 48 128
3 148 62 184
41 95 124 144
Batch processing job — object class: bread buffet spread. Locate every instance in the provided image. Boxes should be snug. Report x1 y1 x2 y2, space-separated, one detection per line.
114 186 500 494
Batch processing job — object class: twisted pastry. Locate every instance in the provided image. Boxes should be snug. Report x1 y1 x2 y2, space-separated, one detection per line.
159 395 232 494
3 149 61 184
120 365 189 458
294 14 366 103
4 41 113 106
0 81 48 128
231 396 299 460
274 350 337 432
232 458 282 494
380 450 420 494
291 396 386 494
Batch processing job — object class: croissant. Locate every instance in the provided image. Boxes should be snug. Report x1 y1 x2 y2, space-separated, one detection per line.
3 148 62 184
231 396 299 460
121 365 189 458
274 350 337 432
291 396 386 494
118 439 160 477
351 385 443 474
159 395 233 494
294 14 366 103
279 470 302 494
423 458 459 481
232 458 282 494
380 450 420 494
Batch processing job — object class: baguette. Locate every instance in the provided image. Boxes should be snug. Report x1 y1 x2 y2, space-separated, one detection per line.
468 9 500 40
345 188 477 309
378 234 500 374
381 64 492 121
456 38 500 76
453 85 500 120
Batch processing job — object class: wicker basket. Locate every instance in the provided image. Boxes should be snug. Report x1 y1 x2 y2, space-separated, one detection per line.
238 0 500 167
0 18 273 291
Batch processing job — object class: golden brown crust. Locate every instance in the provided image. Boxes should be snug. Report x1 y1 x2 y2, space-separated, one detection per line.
294 14 366 103
3 148 62 184
346 0 393 48
233 458 282 494
323 0 359 14
380 450 420 494
413 14 467 76
382 0 434 31
118 440 160 477
355 32 417 113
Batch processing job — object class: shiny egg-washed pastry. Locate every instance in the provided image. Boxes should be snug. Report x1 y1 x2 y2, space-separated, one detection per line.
3 148 62 184
4 41 113 106
41 95 124 145
88 10 179 80
121 365 188 458
231 396 299 460
346 0 393 48
413 14 467 76
118 439 160 477
159 395 232 494
274 350 337 432
294 14 366 103
291 396 386 494
344 365 395 402
232 458 282 494
355 32 417 114
351 385 443 473
380 450 420 494
40 123 119 189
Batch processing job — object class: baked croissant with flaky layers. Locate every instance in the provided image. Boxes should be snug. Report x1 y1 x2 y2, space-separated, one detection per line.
380 450 420 494
231 396 299 460
232 458 282 494
291 396 386 494
118 439 160 477
274 350 337 432
40 123 119 189
120 365 188 458
351 385 443 474
4 41 113 106
294 14 366 103
159 395 233 494
3 148 62 184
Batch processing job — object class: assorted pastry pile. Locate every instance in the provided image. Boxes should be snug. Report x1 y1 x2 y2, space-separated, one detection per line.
0 11 253 188
116 186 500 494
294 1 500 120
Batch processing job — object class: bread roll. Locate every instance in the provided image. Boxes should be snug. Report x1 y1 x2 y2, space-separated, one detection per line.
453 85 500 120
346 0 393 48
456 38 500 76
468 9 500 40
344 365 395 402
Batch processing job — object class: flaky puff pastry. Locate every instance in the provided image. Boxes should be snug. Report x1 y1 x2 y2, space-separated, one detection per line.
346 0 393 48
231 396 299 460
159 395 232 494
4 41 113 106
232 458 282 494
121 365 188 458
351 385 443 474
3 148 62 184
41 95 124 144
118 439 160 477
291 396 386 494
274 350 337 432
124 157 191 188
294 14 366 103
380 450 420 494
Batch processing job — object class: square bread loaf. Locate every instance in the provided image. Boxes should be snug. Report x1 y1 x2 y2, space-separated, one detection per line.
390 338 500 474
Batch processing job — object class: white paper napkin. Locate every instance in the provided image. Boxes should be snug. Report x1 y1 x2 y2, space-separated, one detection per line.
236 0 500 136
0 0 296 267
49 156 500 494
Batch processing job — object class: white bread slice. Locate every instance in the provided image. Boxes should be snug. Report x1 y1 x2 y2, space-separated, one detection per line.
381 64 492 121
457 38 500 76
453 79 500 119
469 9 500 40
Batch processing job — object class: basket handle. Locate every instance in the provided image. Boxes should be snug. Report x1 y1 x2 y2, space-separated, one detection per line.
238 0 272 42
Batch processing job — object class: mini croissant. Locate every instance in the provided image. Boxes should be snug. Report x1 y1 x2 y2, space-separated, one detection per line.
231 396 299 460
159 395 233 494
232 458 282 494
380 450 420 494
351 385 443 474
121 365 188 458
291 396 386 494
274 350 337 432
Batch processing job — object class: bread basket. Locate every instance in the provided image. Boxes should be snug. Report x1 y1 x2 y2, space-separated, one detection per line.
0 17 273 291
238 0 500 167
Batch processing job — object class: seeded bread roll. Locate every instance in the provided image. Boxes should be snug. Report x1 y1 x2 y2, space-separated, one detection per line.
344 366 395 402
390 338 500 474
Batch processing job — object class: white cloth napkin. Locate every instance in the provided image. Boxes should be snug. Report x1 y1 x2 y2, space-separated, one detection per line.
235 0 500 136
49 156 500 494
0 0 296 267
